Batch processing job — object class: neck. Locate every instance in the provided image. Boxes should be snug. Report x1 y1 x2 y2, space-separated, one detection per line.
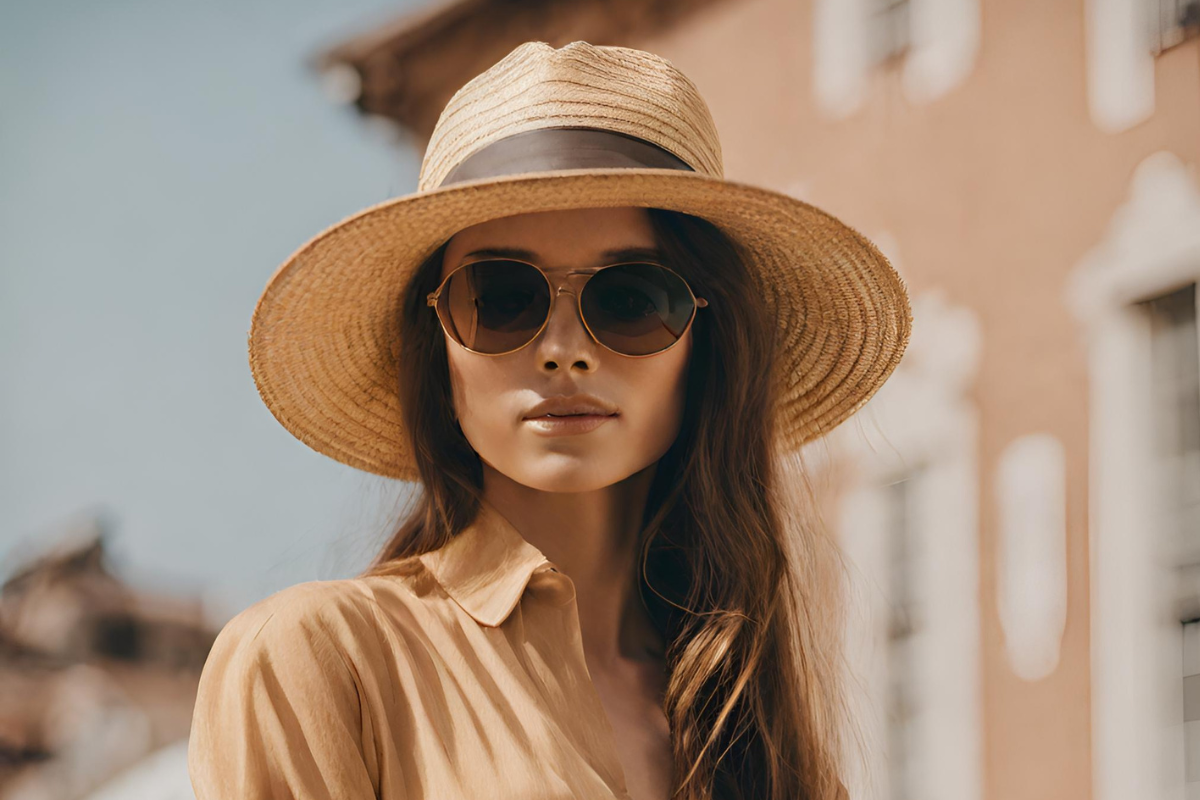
479 462 664 670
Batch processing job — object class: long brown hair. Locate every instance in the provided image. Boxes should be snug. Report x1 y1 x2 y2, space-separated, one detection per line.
360 208 855 800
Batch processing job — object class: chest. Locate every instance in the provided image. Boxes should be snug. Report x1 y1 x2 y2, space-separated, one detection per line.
370 587 670 800
591 672 674 800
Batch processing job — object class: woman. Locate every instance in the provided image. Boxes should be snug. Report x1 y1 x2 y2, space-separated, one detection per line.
187 40 911 800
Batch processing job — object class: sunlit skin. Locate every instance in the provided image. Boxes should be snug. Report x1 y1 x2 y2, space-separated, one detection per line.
439 206 689 800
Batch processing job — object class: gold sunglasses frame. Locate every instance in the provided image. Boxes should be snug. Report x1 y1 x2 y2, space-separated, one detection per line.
426 256 711 358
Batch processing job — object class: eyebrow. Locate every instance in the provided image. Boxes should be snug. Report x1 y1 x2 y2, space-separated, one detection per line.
459 246 668 266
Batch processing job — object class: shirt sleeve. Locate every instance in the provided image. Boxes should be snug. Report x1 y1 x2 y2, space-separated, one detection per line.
187 581 380 800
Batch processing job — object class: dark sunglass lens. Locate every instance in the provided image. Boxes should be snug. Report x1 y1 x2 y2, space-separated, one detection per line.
440 260 549 353
581 263 697 355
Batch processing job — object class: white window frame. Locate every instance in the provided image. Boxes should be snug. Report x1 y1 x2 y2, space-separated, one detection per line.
1083 0 1198 133
995 433 1069 682
813 0 981 118
814 287 984 800
1066 150 1200 800
1149 0 1200 54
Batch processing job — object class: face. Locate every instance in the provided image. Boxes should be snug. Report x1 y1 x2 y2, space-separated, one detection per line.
438 207 695 493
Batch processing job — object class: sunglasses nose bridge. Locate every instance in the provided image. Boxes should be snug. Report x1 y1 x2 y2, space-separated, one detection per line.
548 277 587 321
529 278 602 355
544 282 588 329
547 268 591 294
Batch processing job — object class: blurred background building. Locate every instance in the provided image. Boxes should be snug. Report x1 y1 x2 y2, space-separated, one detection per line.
0 517 210 799
2 0 1199 798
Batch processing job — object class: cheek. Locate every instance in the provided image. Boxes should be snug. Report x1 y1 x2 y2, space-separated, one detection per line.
446 345 506 428
445 343 532 467
618 335 693 452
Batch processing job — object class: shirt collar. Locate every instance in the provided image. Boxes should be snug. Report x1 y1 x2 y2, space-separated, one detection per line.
417 497 555 627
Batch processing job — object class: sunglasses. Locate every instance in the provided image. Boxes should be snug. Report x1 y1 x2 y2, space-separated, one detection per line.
426 257 710 357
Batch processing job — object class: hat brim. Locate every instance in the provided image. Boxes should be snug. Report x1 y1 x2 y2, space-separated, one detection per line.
249 167 912 481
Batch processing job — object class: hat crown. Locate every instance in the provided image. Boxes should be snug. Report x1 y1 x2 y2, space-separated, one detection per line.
417 41 724 192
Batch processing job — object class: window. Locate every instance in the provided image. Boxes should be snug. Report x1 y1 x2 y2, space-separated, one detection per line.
1141 283 1200 795
814 0 980 116
1069 152 1200 800
827 287 983 800
1183 620 1200 794
1143 283 1200 570
1148 0 1200 54
884 475 920 800
869 0 912 66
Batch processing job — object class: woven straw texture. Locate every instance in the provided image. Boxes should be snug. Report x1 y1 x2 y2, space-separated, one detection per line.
248 41 912 482
419 40 724 189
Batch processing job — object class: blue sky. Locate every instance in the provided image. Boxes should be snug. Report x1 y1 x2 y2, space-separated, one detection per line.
0 0 437 621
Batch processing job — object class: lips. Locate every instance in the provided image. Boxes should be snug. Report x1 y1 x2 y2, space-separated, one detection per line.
522 394 619 419
523 414 615 436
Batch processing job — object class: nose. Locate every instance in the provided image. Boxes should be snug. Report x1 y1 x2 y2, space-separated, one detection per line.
533 286 598 372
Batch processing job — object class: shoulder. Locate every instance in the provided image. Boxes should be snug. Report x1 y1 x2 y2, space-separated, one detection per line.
224 578 375 625
216 579 375 639
189 581 385 796
205 579 379 678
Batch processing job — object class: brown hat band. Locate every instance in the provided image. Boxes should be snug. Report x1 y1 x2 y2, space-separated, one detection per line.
439 127 695 187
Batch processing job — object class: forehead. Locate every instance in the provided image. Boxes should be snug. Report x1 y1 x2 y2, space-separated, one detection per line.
440 207 659 276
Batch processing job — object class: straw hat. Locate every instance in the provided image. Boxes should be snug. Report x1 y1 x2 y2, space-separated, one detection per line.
249 40 912 481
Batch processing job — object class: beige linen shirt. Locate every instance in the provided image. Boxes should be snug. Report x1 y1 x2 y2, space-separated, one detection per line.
187 498 637 799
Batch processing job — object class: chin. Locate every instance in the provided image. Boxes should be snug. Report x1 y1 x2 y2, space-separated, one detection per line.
492 451 637 493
